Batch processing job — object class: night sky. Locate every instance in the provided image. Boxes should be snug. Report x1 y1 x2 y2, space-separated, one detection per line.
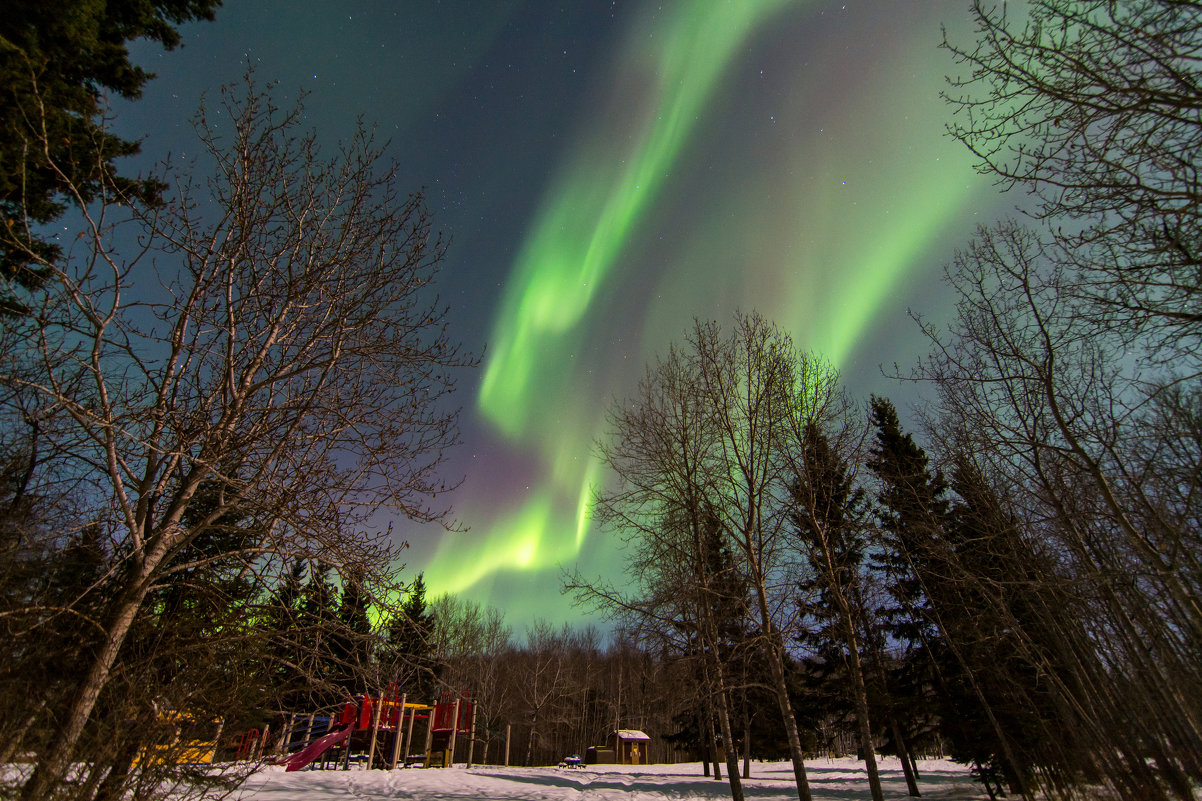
118 1 1009 630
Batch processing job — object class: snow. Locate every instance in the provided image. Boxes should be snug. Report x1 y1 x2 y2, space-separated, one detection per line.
238 757 991 800
612 729 651 740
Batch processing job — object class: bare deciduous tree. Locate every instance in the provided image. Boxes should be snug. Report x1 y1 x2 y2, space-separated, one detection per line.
425 592 513 761
1 76 472 800
914 220 1202 799
583 314 873 801
944 0 1202 360
690 313 817 801
576 340 749 800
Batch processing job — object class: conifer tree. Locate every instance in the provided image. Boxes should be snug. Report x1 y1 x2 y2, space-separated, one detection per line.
386 574 435 701
790 423 883 801
266 559 310 710
866 396 947 650
0 0 220 309
868 398 1033 798
331 573 374 695
297 563 341 703
867 397 1022 796
0 523 109 764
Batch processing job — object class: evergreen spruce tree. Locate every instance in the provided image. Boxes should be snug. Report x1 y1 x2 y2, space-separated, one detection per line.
386 574 435 702
793 429 861 758
1 523 109 763
331 573 374 695
865 396 953 796
297 563 340 703
790 422 884 801
941 452 1132 799
868 397 1034 798
0 0 220 309
266 559 310 710
866 396 947 651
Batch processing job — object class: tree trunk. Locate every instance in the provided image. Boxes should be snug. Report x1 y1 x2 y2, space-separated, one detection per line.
93 739 140 801
841 619 884 801
975 761 999 801
525 708 538 767
742 714 751 779
696 586 742 801
762 635 813 801
706 710 721 779
701 702 716 774
752 581 813 801
889 714 921 797
21 577 150 801
841 610 889 801
711 678 743 801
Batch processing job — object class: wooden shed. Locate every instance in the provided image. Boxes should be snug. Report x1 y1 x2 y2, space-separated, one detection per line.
607 730 652 765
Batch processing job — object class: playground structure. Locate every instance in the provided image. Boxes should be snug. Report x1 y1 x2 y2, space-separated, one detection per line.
135 711 224 766
240 687 477 772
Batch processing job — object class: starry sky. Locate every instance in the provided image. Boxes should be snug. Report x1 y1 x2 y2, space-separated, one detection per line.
119 1 1008 630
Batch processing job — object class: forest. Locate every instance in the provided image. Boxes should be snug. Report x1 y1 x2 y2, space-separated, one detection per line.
1 1 1199 800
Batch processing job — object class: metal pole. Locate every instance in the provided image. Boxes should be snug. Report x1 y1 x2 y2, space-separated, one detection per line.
466 700 476 768
342 697 360 771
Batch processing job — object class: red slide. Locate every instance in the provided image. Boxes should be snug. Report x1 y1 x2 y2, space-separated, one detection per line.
281 725 352 772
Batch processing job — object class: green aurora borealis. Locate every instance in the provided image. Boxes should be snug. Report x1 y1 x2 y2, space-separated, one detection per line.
478 0 795 438
120 1 1004 629
417 2 997 625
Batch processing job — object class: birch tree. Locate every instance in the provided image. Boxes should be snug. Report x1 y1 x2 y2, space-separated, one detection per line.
577 342 748 800
691 313 818 801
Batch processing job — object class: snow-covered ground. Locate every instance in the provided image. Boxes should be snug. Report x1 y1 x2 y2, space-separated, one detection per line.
240 757 990 800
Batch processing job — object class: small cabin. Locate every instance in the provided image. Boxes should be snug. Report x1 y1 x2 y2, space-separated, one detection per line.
607 730 652 765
